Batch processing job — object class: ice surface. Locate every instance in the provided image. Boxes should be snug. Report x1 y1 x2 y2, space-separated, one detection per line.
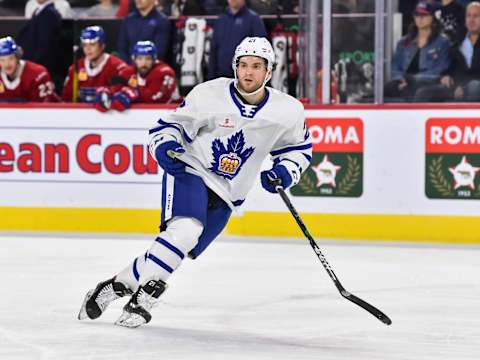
0 234 479 360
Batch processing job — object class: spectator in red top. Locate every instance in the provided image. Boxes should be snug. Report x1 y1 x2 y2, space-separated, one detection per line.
62 26 128 105
98 40 179 112
0 36 59 102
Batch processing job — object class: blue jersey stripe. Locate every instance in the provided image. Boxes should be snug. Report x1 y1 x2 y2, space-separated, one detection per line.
303 153 312 162
232 199 245 207
132 258 140 281
156 119 193 143
147 253 174 273
270 143 312 157
155 237 185 259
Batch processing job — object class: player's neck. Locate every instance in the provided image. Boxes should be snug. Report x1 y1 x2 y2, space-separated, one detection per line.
89 53 105 68
235 86 266 105
243 89 266 105
4 65 20 82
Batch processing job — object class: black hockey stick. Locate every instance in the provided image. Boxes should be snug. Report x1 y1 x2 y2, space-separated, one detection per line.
275 185 392 326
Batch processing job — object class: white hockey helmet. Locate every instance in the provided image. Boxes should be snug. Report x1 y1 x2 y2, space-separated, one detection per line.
232 37 276 96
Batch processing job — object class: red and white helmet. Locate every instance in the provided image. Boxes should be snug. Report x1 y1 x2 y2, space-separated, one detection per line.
232 37 276 96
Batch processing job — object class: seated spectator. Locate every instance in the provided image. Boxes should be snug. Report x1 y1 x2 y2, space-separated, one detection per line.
118 0 171 62
81 0 119 18
384 1 451 102
208 0 267 80
62 26 128 104
0 36 59 102
440 2 480 101
25 0 73 19
17 0 61 76
96 40 179 112
437 0 466 45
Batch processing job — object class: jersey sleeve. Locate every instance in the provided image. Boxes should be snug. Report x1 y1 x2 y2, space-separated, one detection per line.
270 108 312 186
139 65 177 103
62 65 74 102
148 85 206 158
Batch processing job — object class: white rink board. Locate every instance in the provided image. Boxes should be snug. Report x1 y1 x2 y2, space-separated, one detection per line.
0 107 479 215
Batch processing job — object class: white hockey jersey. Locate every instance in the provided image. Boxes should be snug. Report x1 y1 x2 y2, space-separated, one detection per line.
148 78 312 210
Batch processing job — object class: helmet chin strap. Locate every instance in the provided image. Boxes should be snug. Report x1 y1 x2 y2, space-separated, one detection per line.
234 69 272 98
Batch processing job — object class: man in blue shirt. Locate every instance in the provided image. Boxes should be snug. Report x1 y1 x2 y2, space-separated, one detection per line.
208 0 267 80
118 0 171 63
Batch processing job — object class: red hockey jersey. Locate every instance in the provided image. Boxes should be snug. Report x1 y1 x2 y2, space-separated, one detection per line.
118 61 178 103
0 60 58 102
62 54 127 102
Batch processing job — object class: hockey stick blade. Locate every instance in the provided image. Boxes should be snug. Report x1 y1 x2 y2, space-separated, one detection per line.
275 186 392 326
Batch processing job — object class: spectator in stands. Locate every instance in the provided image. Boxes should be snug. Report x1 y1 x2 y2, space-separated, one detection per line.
25 0 73 19
116 0 133 17
208 0 267 79
17 0 62 76
0 36 59 102
384 1 451 102
440 1 480 101
437 0 466 44
96 40 179 112
81 0 119 18
117 0 171 62
62 26 128 105
170 0 206 17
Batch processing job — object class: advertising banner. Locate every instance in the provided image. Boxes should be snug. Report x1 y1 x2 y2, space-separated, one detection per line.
425 118 480 200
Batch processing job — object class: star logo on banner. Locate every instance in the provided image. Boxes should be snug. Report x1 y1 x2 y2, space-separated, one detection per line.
448 156 480 190
311 155 342 187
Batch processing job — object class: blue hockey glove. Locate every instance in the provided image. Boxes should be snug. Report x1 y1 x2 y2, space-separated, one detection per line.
260 164 293 193
111 91 131 112
94 87 111 112
154 141 186 175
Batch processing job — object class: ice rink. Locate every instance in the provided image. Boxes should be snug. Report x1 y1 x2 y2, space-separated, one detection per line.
0 233 479 360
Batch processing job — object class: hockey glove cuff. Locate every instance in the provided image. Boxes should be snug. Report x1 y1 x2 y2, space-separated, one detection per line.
154 141 186 175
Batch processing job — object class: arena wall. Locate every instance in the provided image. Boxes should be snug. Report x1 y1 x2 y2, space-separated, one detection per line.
0 104 479 243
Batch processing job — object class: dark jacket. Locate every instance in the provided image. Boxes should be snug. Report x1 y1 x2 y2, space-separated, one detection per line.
439 1 466 45
17 3 61 75
451 35 480 86
207 6 267 80
392 34 451 82
118 7 171 62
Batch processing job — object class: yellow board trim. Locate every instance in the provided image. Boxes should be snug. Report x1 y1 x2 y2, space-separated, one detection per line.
0 207 479 244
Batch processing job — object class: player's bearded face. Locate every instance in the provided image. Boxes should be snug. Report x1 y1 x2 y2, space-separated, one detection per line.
82 42 104 62
236 56 269 93
0 55 19 77
134 55 154 76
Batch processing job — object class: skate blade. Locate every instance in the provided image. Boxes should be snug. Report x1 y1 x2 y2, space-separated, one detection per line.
77 289 94 320
115 311 147 328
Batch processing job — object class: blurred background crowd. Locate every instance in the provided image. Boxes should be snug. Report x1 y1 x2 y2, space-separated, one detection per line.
1 0 480 108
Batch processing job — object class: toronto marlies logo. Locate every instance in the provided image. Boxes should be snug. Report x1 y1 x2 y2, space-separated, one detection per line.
209 130 254 180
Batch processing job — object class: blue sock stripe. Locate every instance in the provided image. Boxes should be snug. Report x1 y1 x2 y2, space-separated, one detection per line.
132 258 140 281
147 253 174 273
155 237 185 259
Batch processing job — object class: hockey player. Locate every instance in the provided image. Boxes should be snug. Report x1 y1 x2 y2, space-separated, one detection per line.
78 37 312 328
97 40 179 112
0 36 59 102
62 26 127 105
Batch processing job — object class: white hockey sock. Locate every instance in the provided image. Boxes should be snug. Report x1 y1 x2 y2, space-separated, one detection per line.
116 252 148 292
140 217 203 284
116 217 204 290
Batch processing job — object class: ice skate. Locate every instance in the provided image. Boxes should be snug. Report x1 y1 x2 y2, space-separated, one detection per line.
78 277 132 320
115 279 167 328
